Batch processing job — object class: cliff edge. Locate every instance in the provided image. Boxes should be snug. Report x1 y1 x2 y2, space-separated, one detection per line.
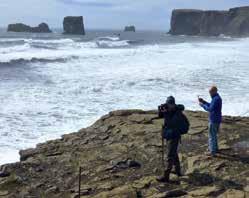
169 6 249 36
0 110 248 197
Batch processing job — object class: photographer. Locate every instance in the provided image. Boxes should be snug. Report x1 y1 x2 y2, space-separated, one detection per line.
157 96 189 182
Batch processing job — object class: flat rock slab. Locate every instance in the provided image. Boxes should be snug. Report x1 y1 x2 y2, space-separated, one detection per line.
0 109 248 198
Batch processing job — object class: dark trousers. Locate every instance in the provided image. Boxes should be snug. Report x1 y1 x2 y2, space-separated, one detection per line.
166 138 180 173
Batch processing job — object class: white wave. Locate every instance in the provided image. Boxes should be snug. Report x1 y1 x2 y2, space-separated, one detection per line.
0 38 26 42
0 43 31 54
96 40 130 48
0 38 75 44
69 41 97 49
0 49 76 63
27 38 75 44
97 36 120 41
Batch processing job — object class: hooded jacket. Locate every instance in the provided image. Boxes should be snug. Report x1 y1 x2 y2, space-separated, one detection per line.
158 104 188 140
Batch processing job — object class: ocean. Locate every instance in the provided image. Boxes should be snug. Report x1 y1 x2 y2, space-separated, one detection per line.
0 28 249 165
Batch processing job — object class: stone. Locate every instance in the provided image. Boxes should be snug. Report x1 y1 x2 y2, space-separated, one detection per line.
0 190 9 196
164 189 187 197
189 186 221 197
148 190 187 198
132 176 156 189
244 185 249 192
219 140 231 151
124 26 136 32
108 159 141 171
45 186 59 194
7 23 52 33
217 189 246 198
97 183 114 191
188 171 214 186
127 159 141 168
169 6 249 36
63 16 85 35
186 155 211 174
19 148 38 161
93 185 137 197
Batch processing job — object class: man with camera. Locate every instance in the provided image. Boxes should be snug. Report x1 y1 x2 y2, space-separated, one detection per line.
157 96 189 182
199 86 222 157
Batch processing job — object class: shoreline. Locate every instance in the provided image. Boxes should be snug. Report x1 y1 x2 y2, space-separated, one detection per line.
0 109 248 197
1 108 248 166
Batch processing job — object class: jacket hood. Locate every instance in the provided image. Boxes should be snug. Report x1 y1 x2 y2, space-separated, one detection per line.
176 104 185 111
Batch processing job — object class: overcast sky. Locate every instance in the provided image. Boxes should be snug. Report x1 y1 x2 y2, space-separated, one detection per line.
0 0 249 30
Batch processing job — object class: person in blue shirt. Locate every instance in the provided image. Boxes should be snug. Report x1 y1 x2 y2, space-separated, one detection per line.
199 86 222 156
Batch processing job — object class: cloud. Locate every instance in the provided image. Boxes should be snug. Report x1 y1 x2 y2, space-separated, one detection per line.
59 0 115 7
58 0 166 10
0 0 249 30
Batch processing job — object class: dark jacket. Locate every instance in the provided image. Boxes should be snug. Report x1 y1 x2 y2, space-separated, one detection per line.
158 105 187 140
201 93 222 124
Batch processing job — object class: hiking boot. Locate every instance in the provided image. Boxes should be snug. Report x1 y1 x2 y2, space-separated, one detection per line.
175 170 183 177
0 171 10 178
174 162 182 177
157 170 170 183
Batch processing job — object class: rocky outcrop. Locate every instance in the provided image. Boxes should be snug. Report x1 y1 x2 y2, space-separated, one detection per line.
124 26 136 32
7 23 52 33
170 6 249 36
0 110 248 197
63 16 85 35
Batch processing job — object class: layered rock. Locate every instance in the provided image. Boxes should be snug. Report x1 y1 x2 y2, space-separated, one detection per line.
0 110 248 197
63 16 85 35
7 23 52 33
170 6 249 36
124 26 136 32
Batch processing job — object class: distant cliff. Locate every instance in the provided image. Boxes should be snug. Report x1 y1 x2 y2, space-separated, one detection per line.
63 16 85 35
169 6 249 36
124 26 136 32
7 23 52 33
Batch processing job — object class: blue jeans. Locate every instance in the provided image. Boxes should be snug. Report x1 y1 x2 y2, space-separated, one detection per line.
208 123 220 154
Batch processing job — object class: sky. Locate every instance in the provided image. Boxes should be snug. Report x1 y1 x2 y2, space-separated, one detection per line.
0 0 249 30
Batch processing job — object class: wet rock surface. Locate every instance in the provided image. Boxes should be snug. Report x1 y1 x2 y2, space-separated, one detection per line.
0 110 248 197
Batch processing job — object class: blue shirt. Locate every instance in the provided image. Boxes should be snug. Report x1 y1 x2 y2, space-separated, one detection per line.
201 93 222 124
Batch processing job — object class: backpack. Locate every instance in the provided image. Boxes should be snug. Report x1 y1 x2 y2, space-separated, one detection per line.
178 113 190 135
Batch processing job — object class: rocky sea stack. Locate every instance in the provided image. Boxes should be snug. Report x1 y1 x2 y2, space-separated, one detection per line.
7 23 52 33
169 6 249 36
124 26 136 32
63 16 85 35
0 110 248 197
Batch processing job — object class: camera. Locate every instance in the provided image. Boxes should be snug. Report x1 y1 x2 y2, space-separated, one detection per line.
158 103 168 112
198 96 204 103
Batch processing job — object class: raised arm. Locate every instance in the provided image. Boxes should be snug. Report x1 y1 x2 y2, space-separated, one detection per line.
201 98 217 112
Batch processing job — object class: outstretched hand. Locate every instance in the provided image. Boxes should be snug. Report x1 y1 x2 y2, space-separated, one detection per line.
198 97 205 106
